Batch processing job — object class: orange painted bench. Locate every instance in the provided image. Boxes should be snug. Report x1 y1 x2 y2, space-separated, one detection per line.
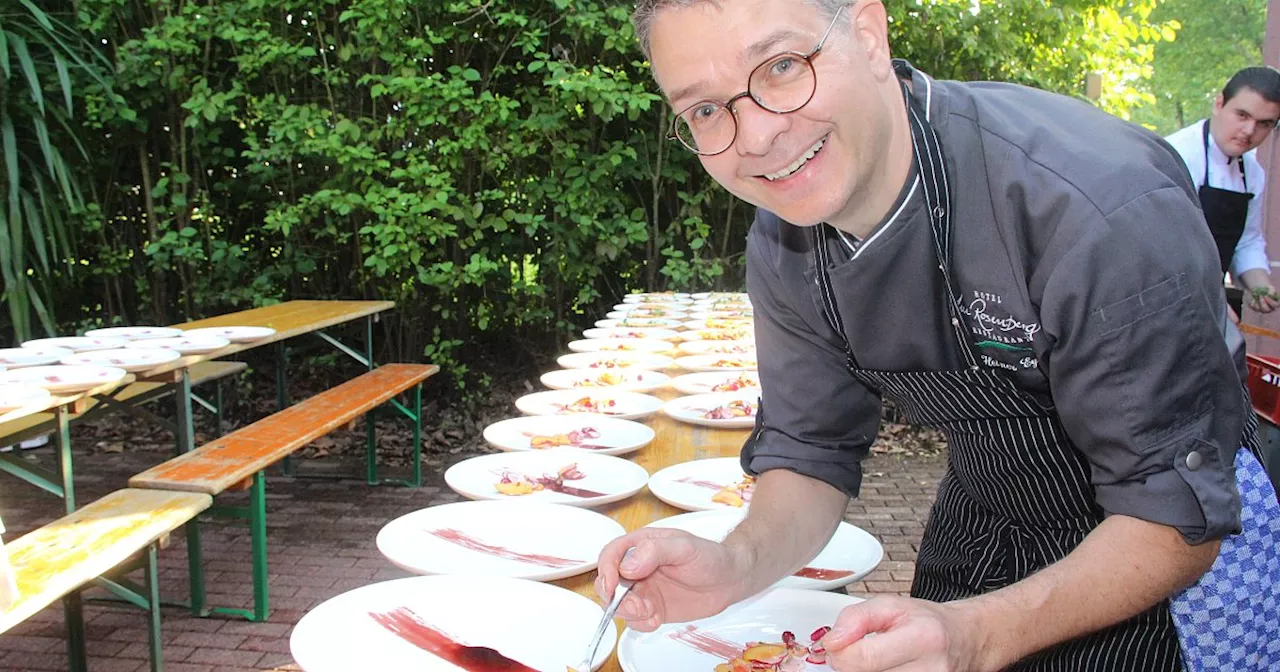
127 363 439 621
0 489 212 672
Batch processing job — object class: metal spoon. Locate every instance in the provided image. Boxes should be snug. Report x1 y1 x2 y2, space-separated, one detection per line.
570 548 637 672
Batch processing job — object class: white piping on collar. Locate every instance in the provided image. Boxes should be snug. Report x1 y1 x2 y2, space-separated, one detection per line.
849 176 921 260
838 71 932 260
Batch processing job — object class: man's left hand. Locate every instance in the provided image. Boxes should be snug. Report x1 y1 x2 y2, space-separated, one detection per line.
821 596 988 671
1249 285 1280 313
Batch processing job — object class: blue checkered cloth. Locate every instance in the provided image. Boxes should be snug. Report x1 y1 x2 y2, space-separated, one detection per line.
1170 448 1280 670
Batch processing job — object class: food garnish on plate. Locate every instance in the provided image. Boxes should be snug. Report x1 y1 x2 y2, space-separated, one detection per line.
698 400 757 420
493 463 604 499
522 426 608 450
711 373 758 392
552 396 620 414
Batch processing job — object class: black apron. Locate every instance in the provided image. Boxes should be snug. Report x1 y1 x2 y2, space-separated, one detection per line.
1199 120 1253 276
809 63 1194 669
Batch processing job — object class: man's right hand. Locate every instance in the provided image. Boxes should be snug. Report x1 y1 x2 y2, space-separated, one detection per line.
594 527 752 632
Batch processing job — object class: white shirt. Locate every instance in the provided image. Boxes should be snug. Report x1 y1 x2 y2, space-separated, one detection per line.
1165 119 1270 277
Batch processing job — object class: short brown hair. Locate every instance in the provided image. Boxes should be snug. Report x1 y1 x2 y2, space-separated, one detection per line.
632 0 849 58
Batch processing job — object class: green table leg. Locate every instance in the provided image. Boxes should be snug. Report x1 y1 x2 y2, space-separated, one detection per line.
63 591 87 672
145 544 164 672
54 406 74 513
364 315 378 484
279 341 296 476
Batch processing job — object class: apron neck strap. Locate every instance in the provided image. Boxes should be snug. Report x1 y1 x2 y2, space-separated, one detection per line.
811 65 980 370
1203 119 1248 191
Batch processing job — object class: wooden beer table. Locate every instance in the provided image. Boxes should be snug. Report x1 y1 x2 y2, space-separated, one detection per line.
552 388 752 672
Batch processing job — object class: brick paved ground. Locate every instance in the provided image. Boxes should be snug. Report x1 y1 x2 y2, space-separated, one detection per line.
0 442 945 671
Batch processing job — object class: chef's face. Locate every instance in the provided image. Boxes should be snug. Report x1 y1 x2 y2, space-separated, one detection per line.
648 0 899 227
1211 87 1280 158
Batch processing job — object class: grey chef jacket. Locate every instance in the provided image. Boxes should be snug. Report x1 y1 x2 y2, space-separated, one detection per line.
742 68 1246 544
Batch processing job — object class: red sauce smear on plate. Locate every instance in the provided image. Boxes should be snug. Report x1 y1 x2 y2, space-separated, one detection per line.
667 624 741 659
793 566 854 580
370 606 538 671
545 482 608 499
675 477 725 490
427 528 582 568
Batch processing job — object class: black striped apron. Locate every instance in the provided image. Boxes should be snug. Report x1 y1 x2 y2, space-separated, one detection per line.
809 71 1201 670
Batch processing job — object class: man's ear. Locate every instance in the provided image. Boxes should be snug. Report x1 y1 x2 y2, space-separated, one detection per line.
849 1 893 80
1213 93 1226 115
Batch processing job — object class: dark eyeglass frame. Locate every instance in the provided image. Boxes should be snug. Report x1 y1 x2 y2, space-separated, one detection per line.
666 6 846 156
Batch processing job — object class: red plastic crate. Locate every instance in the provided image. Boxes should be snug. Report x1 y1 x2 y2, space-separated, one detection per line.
1246 354 1280 425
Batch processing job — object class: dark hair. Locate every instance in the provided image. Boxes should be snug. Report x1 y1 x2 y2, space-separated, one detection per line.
1223 66 1280 105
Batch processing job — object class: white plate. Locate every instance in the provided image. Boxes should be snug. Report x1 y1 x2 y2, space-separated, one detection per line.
0 365 127 395
646 509 883 591
688 310 754 320
482 415 655 456
682 319 755 332
515 389 664 420
617 588 861 672
130 335 230 355
557 351 675 371
676 340 756 356
623 292 691 303
605 309 689 320
291 574 616 672
670 371 762 396
681 327 755 342
0 384 53 413
182 325 276 343
648 457 756 512
376 500 625 581
690 292 748 300
582 327 682 341
567 338 675 354
662 392 759 429
444 448 650 508
540 368 671 393
613 302 692 312
60 348 182 373
0 346 72 369
21 336 127 353
594 317 686 329
82 326 183 341
675 354 758 372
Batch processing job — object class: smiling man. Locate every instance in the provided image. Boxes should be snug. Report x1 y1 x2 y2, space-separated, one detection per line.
595 1 1280 670
1166 67 1280 318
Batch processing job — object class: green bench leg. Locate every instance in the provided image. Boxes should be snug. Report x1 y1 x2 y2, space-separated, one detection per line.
366 410 378 485
55 406 75 513
411 383 423 488
185 519 207 617
250 470 270 622
63 591 87 672
145 543 164 672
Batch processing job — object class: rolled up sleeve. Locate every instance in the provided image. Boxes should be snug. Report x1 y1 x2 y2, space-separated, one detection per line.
1040 187 1245 544
741 219 882 497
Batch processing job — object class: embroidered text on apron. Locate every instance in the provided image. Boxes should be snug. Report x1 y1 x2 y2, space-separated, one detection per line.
1198 121 1253 275
809 62 1184 669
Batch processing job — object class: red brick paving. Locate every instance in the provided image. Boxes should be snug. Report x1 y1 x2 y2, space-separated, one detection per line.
0 445 944 671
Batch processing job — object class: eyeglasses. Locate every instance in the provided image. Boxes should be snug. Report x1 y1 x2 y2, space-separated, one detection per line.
667 6 845 156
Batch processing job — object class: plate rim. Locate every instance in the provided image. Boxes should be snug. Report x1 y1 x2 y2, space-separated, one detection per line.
374 499 626 580
290 573 617 672
616 587 863 672
647 457 751 512
481 414 655 456
442 448 651 508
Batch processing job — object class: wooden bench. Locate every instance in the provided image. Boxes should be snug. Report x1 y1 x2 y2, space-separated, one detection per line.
0 489 212 672
128 363 439 621
0 360 248 447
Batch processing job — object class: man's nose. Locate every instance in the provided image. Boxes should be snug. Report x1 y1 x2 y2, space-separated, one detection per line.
732 98 789 157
